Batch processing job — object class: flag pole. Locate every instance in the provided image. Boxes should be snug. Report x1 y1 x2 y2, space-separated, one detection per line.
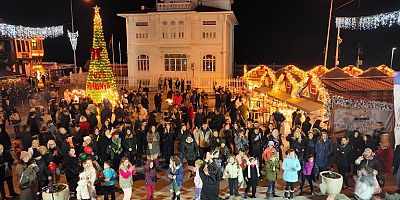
111 34 115 70
335 26 341 68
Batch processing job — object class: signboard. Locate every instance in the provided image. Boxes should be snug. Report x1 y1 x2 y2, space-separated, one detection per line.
394 71 400 146
333 108 394 136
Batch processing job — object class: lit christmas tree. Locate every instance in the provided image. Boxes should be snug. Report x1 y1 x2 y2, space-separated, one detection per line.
86 5 117 103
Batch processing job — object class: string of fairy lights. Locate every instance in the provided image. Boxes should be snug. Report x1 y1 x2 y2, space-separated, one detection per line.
0 23 63 39
336 10 400 30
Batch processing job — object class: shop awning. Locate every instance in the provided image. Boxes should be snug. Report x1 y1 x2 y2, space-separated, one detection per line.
254 87 271 94
0 69 24 80
267 91 324 113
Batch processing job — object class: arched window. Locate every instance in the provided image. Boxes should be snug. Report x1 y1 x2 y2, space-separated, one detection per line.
137 54 149 71
202 54 216 71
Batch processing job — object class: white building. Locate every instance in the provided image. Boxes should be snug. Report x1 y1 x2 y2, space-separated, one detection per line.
118 0 237 89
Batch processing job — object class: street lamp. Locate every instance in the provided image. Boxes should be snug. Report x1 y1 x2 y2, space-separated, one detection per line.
391 47 396 69
70 0 77 73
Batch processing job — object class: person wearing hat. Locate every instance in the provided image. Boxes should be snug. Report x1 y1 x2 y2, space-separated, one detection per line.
263 141 277 163
183 135 198 177
16 151 39 200
355 148 383 176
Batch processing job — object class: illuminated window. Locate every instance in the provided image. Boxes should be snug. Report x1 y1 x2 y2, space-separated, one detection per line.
164 54 188 71
136 22 148 26
137 54 149 71
202 54 216 71
16 40 22 52
203 21 216 25
32 40 37 50
21 40 26 52
25 41 30 52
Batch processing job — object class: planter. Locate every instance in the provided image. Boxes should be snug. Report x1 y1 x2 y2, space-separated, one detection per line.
319 171 343 195
42 184 70 200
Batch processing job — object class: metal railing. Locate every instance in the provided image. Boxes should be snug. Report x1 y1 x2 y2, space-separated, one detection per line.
156 2 192 11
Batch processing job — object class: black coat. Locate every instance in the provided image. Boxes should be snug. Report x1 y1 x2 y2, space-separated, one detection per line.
100 107 112 124
303 137 316 158
0 150 14 180
0 130 11 151
336 144 352 172
194 113 207 128
183 141 198 161
250 133 262 155
357 157 383 175
87 113 98 134
122 136 137 156
244 164 259 185
199 162 221 200
393 145 400 174
302 122 312 135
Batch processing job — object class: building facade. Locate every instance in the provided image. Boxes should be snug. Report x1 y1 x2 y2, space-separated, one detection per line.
118 0 237 89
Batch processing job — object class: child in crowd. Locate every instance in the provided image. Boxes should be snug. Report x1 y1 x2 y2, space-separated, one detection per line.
168 156 184 200
76 172 91 200
224 155 243 199
219 139 231 163
144 159 157 200
244 157 260 198
262 141 276 163
282 149 301 200
103 161 116 200
265 152 280 198
194 160 204 200
299 155 315 196
212 149 224 172
119 157 136 200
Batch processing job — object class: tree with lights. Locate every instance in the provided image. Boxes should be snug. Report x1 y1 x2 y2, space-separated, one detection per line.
86 5 118 103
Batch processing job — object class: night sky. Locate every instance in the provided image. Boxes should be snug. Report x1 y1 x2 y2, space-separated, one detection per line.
1 0 399 70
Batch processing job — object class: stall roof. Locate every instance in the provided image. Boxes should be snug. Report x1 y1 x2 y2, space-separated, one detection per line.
358 67 388 78
322 67 351 79
322 77 393 92
267 91 324 113
0 69 24 79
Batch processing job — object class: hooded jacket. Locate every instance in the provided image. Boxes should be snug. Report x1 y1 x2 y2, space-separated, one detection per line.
282 155 301 182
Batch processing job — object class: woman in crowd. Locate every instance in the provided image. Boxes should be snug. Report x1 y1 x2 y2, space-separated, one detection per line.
146 125 160 161
315 132 333 172
16 151 39 200
168 156 184 200
336 137 352 189
0 144 18 199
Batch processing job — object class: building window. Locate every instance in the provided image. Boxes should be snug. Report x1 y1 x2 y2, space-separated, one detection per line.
137 54 149 71
203 21 216 25
32 40 37 50
136 22 148 26
16 40 22 52
202 54 216 71
202 32 216 39
170 21 176 25
21 40 26 52
25 41 30 52
164 54 188 71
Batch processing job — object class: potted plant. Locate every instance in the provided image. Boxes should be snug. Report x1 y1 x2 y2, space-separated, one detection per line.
42 162 70 200
319 171 343 195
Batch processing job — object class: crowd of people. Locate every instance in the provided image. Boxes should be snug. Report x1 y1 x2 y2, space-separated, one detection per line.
0 84 398 200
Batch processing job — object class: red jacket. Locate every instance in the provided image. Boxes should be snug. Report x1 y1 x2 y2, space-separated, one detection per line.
375 147 393 174
173 95 183 106
188 105 195 120
79 121 90 136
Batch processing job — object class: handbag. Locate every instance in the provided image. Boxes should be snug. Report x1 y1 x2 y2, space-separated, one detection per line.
18 174 31 190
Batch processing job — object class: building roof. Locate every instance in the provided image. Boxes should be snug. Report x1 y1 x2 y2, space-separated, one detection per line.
322 67 351 79
358 67 389 78
120 5 229 15
322 77 393 92
0 69 23 79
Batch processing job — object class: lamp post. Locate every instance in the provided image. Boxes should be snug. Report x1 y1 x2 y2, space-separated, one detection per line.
323 0 334 68
391 47 397 69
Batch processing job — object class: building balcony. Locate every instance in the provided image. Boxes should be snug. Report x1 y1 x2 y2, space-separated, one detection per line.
156 2 192 11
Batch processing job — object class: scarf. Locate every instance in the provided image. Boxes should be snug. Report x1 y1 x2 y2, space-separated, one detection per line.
247 163 260 178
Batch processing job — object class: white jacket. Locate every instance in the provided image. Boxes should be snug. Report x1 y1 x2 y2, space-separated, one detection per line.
224 163 243 180
76 180 91 200
194 168 203 188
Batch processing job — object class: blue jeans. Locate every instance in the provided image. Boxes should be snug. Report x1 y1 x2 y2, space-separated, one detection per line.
194 187 202 200
267 181 275 193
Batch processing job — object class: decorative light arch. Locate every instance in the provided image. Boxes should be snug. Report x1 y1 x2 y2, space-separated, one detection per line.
342 65 364 76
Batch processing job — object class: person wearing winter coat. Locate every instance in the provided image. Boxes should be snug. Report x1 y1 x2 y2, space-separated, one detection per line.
267 128 283 161
282 149 301 200
177 125 190 161
223 156 243 198
76 173 91 200
375 142 394 174
102 161 116 200
350 130 364 174
64 148 79 197
194 160 204 200
146 125 160 160
144 159 157 200
244 157 260 198
262 141 276 163
234 130 248 153
199 152 222 200
194 123 212 159
16 151 40 200
250 128 263 167
286 127 305 162
355 148 383 176
354 168 379 200
265 152 280 198
299 155 315 196
194 108 207 128
122 129 137 164
119 157 136 200
303 130 317 159
168 156 184 200
162 123 175 167
336 137 352 188
109 132 123 170
0 144 17 199
183 136 198 170
315 132 333 172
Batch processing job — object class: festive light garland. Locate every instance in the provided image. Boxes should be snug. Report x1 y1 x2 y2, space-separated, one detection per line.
376 65 394 76
0 23 63 39
336 10 400 30
329 96 393 111
342 65 364 76
307 65 329 77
